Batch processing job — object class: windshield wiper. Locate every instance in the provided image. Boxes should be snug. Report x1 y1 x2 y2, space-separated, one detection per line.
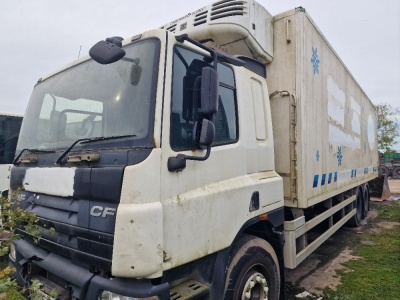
55 135 136 165
13 149 56 166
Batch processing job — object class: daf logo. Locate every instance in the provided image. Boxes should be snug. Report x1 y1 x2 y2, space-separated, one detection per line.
90 206 116 218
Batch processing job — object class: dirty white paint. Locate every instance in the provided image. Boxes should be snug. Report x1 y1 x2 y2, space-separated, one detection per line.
367 114 376 150
23 167 75 197
161 171 283 271
112 202 163 278
0 164 12 192
328 125 360 149
350 97 361 135
327 77 360 149
113 150 163 278
327 76 345 127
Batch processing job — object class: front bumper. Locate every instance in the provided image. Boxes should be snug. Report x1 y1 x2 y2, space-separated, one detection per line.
10 239 170 299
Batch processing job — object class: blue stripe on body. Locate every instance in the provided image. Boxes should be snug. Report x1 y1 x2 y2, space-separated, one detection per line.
313 175 319 188
321 174 326 186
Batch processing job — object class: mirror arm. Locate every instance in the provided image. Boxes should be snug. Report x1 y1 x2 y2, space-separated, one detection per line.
181 146 211 162
176 34 218 71
167 147 211 172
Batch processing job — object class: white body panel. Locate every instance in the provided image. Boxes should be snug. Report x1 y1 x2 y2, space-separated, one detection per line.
267 9 378 208
114 150 164 278
23 167 76 197
0 164 12 192
112 29 166 279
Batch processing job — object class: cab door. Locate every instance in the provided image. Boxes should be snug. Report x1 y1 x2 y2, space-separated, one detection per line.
160 42 249 269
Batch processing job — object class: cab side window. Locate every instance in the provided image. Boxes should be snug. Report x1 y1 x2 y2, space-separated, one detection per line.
170 46 238 151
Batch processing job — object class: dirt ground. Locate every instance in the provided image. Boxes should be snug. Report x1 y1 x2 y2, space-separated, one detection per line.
285 179 400 298
388 178 400 195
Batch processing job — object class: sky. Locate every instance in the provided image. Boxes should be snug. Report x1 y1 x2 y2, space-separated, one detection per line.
0 0 399 117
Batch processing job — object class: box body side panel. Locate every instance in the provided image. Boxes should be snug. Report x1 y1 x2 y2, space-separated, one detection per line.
268 10 378 208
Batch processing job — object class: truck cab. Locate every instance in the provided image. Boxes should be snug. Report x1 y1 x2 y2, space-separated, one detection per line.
9 5 285 298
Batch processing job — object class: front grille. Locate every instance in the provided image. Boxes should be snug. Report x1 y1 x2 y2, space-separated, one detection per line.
20 191 114 271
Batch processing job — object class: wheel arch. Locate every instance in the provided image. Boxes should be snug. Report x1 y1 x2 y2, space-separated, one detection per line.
241 220 285 300
209 207 285 299
244 220 283 263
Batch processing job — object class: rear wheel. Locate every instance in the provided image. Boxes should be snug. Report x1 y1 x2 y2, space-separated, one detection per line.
378 165 390 177
362 185 370 219
224 236 280 300
392 166 400 179
347 188 364 227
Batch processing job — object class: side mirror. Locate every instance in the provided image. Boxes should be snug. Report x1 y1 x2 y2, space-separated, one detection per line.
199 67 219 117
89 37 126 65
168 114 216 172
167 67 219 172
167 154 186 172
130 58 142 85
194 119 215 149
49 111 67 140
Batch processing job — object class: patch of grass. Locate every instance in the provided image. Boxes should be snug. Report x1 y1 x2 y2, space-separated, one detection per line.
0 194 46 299
0 289 26 300
0 260 25 300
324 202 400 300
378 201 400 221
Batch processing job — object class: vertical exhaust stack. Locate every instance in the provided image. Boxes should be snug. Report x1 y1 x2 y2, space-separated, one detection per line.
161 0 274 63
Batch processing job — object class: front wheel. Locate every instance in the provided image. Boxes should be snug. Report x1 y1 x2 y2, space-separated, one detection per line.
224 236 280 300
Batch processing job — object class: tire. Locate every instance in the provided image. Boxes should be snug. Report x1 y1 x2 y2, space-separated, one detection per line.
392 166 400 179
378 165 390 177
361 185 370 219
224 236 280 300
347 188 364 227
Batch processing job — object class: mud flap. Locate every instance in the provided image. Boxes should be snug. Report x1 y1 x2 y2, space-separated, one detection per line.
370 175 391 201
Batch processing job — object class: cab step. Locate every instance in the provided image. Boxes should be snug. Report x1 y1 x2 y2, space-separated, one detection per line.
170 280 209 300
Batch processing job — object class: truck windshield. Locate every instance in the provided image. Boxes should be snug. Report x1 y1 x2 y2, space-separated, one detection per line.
17 38 160 151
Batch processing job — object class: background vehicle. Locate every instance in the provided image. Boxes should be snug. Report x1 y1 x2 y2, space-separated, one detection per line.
9 1 378 299
0 113 22 192
378 152 400 179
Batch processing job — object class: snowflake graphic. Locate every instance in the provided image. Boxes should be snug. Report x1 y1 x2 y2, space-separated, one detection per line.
311 47 320 75
337 146 343 167
316 150 320 162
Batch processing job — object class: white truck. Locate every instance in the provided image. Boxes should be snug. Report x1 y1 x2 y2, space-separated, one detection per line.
9 1 378 299
0 113 22 193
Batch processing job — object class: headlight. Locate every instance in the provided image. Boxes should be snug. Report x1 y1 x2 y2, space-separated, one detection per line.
10 243 16 261
100 291 158 300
